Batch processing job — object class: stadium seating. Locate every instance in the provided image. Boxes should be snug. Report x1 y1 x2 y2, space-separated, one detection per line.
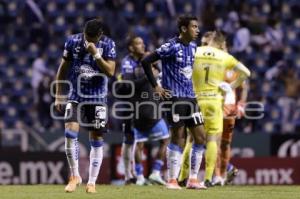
0 0 299 133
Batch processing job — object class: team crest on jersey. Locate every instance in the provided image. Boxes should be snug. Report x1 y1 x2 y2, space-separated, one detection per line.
179 66 193 79
95 106 106 119
97 48 103 56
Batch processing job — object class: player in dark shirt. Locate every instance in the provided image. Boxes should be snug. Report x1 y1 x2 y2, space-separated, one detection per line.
55 19 116 193
117 36 169 185
142 15 207 189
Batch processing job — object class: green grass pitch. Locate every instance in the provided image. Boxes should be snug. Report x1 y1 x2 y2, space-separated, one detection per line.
1 185 299 199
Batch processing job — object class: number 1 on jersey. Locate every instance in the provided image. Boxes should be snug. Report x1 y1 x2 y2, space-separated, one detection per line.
204 65 210 83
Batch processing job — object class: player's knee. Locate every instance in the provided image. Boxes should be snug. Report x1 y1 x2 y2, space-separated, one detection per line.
89 131 103 141
226 124 234 132
137 142 144 150
206 134 220 142
65 122 79 133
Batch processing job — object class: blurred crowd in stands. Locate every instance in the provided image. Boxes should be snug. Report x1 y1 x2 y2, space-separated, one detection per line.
0 0 299 134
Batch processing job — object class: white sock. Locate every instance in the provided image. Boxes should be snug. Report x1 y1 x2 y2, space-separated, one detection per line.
137 174 145 182
88 146 103 185
65 137 80 177
189 144 205 179
166 143 182 180
152 170 160 176
121 143 133 180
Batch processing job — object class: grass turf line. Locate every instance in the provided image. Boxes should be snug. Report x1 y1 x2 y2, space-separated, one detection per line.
0 185 299 199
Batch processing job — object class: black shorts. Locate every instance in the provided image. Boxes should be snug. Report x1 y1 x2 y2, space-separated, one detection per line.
64 102 108 132
164 97 204 128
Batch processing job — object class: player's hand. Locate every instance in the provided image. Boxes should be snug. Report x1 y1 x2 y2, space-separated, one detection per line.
223 104 237 117
154 85 172 100
54 97 65 113
219 82 233 94
84 40 98 56
236 101 246 119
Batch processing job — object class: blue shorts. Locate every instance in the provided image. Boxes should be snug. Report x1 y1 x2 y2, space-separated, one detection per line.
134 119 169 143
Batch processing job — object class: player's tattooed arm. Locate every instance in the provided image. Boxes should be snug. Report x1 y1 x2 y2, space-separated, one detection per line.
55 58 70 112
85 41 115 77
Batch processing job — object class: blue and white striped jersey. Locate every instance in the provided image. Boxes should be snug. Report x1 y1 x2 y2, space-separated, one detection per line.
156 37 196 98
63 33 116 102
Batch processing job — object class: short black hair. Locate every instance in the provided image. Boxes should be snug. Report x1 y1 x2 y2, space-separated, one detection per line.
177 15 198 33
84 19 104 38
126 34 140 48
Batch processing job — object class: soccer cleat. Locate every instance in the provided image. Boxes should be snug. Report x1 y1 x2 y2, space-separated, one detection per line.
136 178 152 186
204 180 214 188
136 177 146 186
226 166 239 184
212 176 225 186
166 179 182 190
64 176 82 193
149 173 166 185
125 178 137 185
86 183 96 193
186 178 207 189
178 178 188 187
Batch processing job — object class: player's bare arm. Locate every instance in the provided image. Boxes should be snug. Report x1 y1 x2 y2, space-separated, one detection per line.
141 52 171 99
55 58 70 112
85 41 115 77
230 63 251 89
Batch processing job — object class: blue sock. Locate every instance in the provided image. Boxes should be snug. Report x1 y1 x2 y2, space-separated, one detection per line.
135 163 143 176
152 160 164 173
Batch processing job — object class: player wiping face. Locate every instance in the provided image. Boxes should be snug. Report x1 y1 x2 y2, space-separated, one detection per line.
84 31 102 50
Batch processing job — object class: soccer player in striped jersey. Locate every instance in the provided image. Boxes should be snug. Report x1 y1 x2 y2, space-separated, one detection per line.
178 31 214 185
55 19 116 193
192 31 250 187
142 15 207 190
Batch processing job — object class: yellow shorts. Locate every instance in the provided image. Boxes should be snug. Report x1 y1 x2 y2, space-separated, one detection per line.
197 98 223 135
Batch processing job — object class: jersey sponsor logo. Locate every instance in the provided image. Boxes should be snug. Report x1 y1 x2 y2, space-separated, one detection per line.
78 64 98 80
122 61 134 73
73 46 81 59
176 50 183 62
203 51 215 57
179 66 193 79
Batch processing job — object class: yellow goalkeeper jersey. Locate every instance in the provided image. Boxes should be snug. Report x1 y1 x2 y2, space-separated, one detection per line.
192 46 239 98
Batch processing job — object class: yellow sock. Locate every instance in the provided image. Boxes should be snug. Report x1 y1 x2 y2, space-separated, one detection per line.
205 140 217 181
178 141 192 182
